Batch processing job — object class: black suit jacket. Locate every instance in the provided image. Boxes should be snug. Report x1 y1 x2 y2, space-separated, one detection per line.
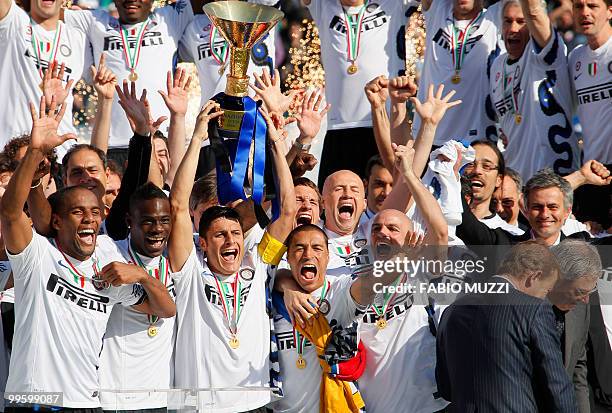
436 279 577 412
588 290 612 409
562 303 590 413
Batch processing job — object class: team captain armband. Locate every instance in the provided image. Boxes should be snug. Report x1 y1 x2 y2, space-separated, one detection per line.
258 232 287 266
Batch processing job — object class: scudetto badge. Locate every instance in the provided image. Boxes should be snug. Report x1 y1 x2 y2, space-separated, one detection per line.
354 239 367 249
240 268 254 281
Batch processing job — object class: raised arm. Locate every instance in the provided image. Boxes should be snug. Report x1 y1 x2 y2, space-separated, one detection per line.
285 89 329 167
364 76 393 172
105 82 158 240
90 54 117 153
394 142 448 245
169 101 223 272
519 0 552 48
388 75 417 146
564 160 611 190
260 109 297 243
411 84 461 177
158 68 191 187
1 98 75 254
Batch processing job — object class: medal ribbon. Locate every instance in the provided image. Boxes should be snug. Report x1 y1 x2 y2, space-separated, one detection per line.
128 243 168 325
450 10 484 72
342 1 368 64
209 26 229 66
370 274 406 320
30 20 62 79
119 19 149 75
502 56 522 118
213 273 243 336
53 239 98 289
292 279 329 359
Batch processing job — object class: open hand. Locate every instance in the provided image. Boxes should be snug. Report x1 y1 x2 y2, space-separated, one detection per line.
159 68 192 116
29 95 76 154
411 84 462 125
42 61 74 107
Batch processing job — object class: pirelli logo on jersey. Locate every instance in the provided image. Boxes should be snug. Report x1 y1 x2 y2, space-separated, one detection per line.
196 40 225 61
493 86 521 117
432 28 482 55
362 293 413 325
275 329 314 351
576 81 612 105
46 273 110 313
204 283 252 308
330 6 388 34
103 32 164 52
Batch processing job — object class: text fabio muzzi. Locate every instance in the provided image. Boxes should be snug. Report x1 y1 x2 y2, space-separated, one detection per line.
373 281 510 295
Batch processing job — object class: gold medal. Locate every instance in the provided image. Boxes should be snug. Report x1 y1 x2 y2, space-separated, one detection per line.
376 318 387 330
347 63 358 75
229 335 240 349
296 355 307 369
451 72 461 84
514 114 522 124
128 70 138 82
147 325 158 337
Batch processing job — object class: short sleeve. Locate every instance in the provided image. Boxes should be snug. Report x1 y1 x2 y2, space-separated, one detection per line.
63 9 96 36
304 0 322 24
336 276 368 326
0 1 28 40
158 0 194 39
532 28 567 69
178 27 195 63
116 283 146 306
170 244 199 285
6 232 45 281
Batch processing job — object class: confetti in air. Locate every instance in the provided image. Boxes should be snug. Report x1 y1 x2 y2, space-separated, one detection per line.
405 4 426 82
283 19 325 91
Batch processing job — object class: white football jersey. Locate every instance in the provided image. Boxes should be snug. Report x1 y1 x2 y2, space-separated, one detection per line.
325 220 373 278
480 213 525 236
307 0 409 129
569 36 612 164
272 274 365 413
178 0 277 107
414 0 502 145
64 1 193 148
5 233 144 408
0 260 11 413
491 31 579 180
0 2 85 151
358 278 448 413
98 238 176 411
172 246 273 413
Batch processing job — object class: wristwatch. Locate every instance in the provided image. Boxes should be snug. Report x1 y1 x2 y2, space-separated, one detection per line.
293 139 311 152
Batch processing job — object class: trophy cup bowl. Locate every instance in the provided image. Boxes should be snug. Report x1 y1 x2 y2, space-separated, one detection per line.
202 1 284 210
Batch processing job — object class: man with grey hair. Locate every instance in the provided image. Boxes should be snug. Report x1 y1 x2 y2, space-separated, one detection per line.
549 239 602 413
458 164 611 247
490 0 579 179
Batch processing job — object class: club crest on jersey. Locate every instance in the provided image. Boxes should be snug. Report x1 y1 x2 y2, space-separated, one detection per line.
239 268 255 281
92 277 109 291
608 61 612 74
319 299 331 315
355 239 367 249
60 44 72 57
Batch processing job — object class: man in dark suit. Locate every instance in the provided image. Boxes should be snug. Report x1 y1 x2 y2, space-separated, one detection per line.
436 242 577 412
549 240 603 412
588 285 612 412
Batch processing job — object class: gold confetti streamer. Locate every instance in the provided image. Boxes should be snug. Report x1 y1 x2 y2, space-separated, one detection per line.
283 19 325 91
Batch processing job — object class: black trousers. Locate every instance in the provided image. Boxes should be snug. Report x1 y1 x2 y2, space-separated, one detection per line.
317 127 378 189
